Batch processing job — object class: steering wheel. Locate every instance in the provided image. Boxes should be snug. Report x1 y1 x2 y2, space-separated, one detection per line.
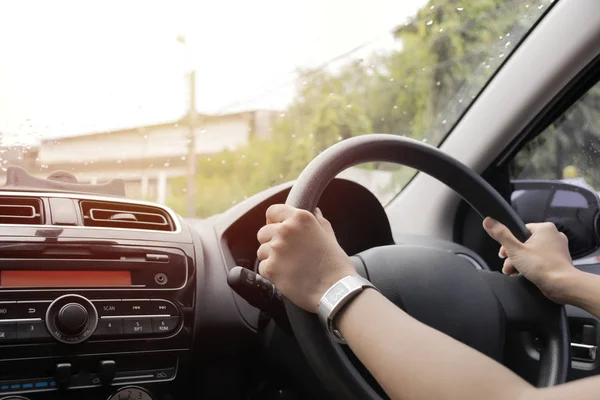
284 134 568 399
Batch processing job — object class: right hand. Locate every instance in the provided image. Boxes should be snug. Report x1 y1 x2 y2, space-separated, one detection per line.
482 217 579 304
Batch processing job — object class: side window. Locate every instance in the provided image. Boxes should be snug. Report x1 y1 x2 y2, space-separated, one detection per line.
509 81 600 263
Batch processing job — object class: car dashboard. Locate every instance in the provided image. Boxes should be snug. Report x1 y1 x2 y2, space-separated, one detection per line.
0 177 394 400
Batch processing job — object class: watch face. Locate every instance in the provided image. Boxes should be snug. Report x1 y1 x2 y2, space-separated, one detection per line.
324 282 350 305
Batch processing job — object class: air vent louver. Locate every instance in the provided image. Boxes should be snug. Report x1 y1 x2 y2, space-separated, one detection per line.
0 197 43 225
80 200 175 232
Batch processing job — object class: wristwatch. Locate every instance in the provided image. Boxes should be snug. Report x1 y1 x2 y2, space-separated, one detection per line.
317 275 378 344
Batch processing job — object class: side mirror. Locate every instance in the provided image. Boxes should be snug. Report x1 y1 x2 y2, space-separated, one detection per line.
510 179 600 259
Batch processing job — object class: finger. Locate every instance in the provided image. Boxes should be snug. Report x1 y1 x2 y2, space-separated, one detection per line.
266 204 296 224
501 258 518 275
257 223 280 244
483 217 522 249
257 243 271 261
526 222 558 234
257 259 272 280
314 207 334 235
498 246 507 259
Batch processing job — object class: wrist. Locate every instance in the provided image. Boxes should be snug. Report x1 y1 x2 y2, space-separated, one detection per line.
552 267 587 305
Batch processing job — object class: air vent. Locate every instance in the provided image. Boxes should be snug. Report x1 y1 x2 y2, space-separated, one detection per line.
80 200 175 232
0 197 43 225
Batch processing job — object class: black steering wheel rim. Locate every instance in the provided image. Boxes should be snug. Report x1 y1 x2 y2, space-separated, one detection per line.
284 134 568 399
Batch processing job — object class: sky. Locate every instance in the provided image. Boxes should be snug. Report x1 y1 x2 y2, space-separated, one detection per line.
0 0 427 144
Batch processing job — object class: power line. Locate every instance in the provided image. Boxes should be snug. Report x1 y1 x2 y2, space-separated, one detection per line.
215 0 530 114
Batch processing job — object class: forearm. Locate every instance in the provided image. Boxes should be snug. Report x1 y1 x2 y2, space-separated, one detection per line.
563 270 600 318
336 289 535 400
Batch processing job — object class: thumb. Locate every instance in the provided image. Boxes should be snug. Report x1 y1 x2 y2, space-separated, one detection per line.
483 217 522 250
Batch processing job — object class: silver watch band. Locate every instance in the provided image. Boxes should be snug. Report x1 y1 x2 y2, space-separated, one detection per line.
317 275 377 344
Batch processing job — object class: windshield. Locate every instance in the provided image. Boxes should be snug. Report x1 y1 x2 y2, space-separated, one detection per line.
0 0 551 218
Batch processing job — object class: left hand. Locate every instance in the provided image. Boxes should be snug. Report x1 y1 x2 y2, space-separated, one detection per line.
256 204 357 313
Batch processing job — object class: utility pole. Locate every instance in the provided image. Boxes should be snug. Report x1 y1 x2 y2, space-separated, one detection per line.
186 69 197 218
177 34 197 218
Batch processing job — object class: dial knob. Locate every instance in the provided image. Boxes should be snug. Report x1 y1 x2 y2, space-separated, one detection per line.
56 303 88 335
46 294 98 344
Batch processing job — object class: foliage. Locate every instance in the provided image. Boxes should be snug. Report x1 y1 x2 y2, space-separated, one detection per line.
167 0 553 217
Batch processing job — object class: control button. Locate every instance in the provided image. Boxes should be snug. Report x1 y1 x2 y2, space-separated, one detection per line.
121 300 149 315
56 303 88 335
149 300 178 315
15 301 50 319
152 317 179 334
99 360 116 384
0 302 17 319
0 323 16 340
55 363 71 387
154 272 168 286
146 253 169 262
17 321 50 339
94 319 123 336
154 368 175 380
123 319 152 335
92 300 122 316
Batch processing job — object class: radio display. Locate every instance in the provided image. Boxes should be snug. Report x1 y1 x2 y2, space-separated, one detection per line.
0 270 132 288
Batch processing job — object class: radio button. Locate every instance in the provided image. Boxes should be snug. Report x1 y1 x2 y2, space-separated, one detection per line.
121 300 149 315
149 300 178 315
17 321 50 339
123 318 151 335
16 301 50 319
0 322 16 340
95 319 123 336
93 300 122 316
152 317 179 334
0 302 18 320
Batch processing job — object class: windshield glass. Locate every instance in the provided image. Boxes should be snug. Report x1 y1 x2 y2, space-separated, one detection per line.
0 0 551 218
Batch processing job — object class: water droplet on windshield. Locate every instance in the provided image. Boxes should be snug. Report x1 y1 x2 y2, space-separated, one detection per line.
181 156 186 161
241 154 246 159
279 174 284 179
458 99 463 103
430 5 434 9
422 138 428 143
143 134 148 139
506 33 511 37
436 81 441 86
291 134 296 138
1 167 6 172
381 117 385 122
164 162 170 167
207 157 211 161
231 200 237 205
117 160 122 164
505 41 511 48
498 53 505 58
393 105 398 109
280 113 285 117
457 6 464 11
525 4 530 8
442 120 447 125
221 160 226 164
200 129 207 134
254 162 259 167
346 104 352 108
337 136 342 141
174 123 179 128
538 4 543 9
499 36 503 40
426 20 433 26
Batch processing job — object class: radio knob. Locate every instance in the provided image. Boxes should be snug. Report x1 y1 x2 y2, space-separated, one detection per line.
46 295 98 344
56 303 88 335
